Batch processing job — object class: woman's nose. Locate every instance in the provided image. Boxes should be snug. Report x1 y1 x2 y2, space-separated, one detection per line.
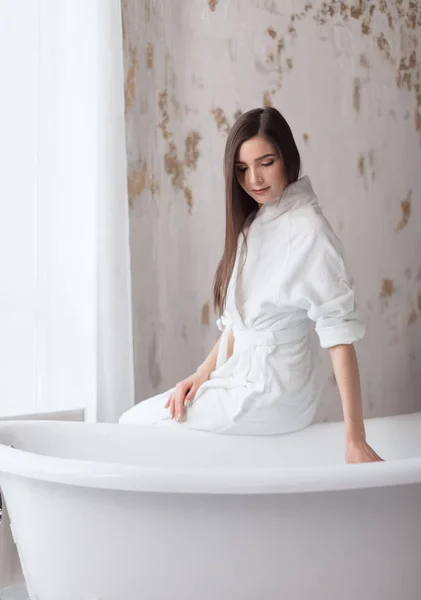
249 168 262 186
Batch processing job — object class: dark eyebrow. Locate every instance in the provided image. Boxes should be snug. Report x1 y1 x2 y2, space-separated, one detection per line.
235 153 277 165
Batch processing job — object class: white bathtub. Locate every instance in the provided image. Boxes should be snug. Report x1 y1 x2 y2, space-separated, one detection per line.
0 413 420 600
0 408 85 591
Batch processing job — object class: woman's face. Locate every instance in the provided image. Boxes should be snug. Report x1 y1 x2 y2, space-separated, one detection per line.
235 136 287 205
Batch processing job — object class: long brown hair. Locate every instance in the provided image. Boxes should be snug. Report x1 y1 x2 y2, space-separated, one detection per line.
213 107 301 316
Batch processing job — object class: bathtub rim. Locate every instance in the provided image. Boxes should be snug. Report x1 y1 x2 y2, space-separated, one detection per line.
0 419 420 495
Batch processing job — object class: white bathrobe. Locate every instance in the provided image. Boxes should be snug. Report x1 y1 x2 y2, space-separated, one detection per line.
119 176 365 434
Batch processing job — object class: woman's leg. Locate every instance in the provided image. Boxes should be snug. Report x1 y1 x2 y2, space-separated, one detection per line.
118 388 175 425
119 386 241 433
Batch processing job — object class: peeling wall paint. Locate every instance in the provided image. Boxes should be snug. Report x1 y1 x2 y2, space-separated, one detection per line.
124 47 138 114
358 155 365 177
396 191 412 231
147 42 153 69
210 106 232 135
201 302 210 327
122 0 421 422
353 78 361 113
380 279 396 303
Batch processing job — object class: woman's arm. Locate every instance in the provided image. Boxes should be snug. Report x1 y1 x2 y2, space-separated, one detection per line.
196 328 234 376
329 343 383 463
167 328 235 421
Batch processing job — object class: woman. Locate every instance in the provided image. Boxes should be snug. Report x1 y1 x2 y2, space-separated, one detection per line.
120 107 382 464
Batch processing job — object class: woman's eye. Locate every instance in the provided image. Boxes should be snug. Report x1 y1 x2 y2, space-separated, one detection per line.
261 161 274 167
236 166 247 173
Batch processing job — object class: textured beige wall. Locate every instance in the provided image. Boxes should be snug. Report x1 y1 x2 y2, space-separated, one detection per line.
122 0 421 422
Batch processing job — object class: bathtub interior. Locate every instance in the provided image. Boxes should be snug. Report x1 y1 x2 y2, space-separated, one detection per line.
0 412 420 469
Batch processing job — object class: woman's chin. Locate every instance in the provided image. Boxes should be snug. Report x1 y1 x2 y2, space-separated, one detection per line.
254 193 276 205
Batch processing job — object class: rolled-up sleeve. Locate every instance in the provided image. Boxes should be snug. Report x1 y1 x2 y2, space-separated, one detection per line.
286 217 365 348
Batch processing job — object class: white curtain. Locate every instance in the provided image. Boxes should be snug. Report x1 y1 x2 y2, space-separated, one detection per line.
0 0 134 422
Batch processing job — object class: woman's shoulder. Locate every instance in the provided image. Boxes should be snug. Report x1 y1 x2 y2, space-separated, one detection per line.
287 201 347 266
288 200 332 240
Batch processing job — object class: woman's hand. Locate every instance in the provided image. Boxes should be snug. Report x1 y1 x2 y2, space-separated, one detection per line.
164 366 210 422
345 438 384 464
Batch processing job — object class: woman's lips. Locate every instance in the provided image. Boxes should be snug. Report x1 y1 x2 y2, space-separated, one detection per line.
252 186 271 196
